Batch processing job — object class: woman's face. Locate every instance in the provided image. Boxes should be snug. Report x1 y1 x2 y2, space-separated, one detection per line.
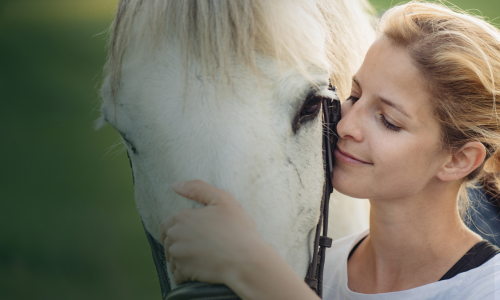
332 37 449 200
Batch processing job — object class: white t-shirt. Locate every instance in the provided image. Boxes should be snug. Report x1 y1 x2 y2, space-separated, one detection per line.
323 230 500 300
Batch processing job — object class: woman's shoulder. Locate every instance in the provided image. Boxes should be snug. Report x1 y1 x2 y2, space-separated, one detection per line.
329 230 369 253
325 229 369 267
322 230 369 298
440 240 500 280
435 252 500 299
322 234 500 300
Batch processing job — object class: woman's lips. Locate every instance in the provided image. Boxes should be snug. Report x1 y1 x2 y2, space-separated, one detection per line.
334 147 371 165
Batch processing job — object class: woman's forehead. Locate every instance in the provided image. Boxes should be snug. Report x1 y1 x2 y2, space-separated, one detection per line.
355 38 435 125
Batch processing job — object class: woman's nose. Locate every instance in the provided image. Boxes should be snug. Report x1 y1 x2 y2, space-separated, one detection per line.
337 101 364 142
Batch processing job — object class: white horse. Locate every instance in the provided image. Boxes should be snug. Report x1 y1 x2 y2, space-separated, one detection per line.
97 0 375 293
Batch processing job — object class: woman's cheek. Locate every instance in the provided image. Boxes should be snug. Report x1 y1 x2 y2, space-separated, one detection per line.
331 167 367 199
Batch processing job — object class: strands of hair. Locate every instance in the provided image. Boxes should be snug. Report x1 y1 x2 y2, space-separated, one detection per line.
104 0 376 102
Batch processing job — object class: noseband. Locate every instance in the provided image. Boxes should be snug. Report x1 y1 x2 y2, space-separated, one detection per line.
137 84 341 300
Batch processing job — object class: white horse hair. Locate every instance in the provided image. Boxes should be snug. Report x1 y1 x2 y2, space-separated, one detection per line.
98 0 375 289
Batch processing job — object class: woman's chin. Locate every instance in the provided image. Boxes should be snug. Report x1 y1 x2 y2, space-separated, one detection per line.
331 177 367 199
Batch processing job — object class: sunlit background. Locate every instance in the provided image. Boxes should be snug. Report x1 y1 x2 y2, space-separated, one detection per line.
1 1 499 299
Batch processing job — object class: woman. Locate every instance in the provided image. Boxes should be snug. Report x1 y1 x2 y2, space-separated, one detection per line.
161 1 500 299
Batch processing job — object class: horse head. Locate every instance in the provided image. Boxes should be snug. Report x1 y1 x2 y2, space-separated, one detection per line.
98 0 375 296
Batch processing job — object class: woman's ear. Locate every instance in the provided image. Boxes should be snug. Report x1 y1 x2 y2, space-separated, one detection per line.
437 141 486 182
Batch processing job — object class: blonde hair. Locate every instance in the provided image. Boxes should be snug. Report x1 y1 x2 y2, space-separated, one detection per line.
378 1 500 217
104 0 376 101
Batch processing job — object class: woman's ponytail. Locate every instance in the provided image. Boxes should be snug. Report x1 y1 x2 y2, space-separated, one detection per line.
482 152 500 202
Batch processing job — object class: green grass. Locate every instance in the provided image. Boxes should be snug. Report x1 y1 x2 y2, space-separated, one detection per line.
0 17 160 300
1 0 499 299
371 0 500 21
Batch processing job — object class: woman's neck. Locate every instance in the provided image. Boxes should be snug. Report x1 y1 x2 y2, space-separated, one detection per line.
347 182 482 294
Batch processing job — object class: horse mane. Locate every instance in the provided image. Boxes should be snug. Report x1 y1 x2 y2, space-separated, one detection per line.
105 0 376 100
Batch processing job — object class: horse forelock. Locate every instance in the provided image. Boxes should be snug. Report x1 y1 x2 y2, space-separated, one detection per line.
104 0 376 101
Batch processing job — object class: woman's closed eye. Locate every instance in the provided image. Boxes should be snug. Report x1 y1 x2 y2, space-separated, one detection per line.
379 114 401 132
346 95 360 103
346 95 402 132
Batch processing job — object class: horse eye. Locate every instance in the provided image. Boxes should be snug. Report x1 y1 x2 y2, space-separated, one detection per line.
300 95 322 120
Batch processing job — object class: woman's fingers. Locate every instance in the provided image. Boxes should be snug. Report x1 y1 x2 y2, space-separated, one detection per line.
160 180 259 285
169 257 176 274
160 216 175 243
173 266 190 285
161 215 178 265
172 180 233 206
163 236 173 263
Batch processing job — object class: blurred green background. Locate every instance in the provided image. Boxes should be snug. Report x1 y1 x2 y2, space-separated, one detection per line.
1 0 499 299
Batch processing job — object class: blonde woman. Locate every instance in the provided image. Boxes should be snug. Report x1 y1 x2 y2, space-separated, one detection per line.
161 2 500 299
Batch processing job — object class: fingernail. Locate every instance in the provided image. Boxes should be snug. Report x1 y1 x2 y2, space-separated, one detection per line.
172 181 185 191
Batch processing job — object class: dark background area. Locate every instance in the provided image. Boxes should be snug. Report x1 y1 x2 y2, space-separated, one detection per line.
1 1 499 299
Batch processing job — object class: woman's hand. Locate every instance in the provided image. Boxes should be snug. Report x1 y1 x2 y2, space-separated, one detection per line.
161 180 320 300
160 180 268 286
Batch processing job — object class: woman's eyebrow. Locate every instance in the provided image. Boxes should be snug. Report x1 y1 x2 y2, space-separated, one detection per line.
378 96 411 119
352 75 410 119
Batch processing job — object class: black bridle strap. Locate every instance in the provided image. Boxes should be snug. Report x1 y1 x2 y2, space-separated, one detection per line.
144 223 171 299
304 84 340 298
